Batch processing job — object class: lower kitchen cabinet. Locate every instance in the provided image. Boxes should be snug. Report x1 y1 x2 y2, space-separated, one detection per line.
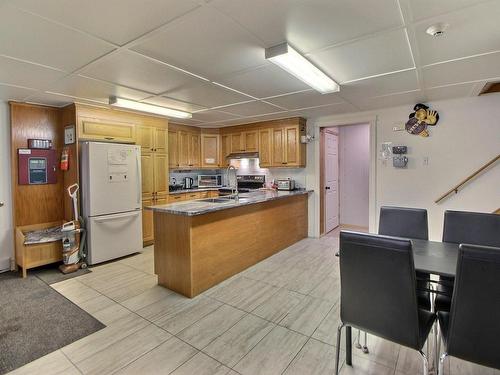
142 198 154 245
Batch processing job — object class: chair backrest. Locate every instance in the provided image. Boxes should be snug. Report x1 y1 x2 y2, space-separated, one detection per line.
379 206 429 240
446 244 500 369
339 231 422 350
443 210 500 247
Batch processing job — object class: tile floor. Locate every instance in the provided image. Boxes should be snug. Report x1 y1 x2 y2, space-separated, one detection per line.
9 230 500 375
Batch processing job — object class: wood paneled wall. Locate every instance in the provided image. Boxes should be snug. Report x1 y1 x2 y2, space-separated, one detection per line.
10 102 65 226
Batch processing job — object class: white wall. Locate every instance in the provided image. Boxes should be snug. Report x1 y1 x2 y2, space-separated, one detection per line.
0 101 13 271
339 123 370 228
305 94 500 240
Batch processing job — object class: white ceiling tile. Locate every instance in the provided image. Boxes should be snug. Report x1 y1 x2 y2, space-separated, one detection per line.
422 52 500 88
0 5 114 72
132 6 265 79
407 0 489 22
340 70 420 101
310 29 415 83
425 83 475 101
215 100 283 116
141 96 206 113
414 1 500 66
10 0 200 46
355 90 426 111
81 50 204 95
265 89 344 110
0 56 66 90
47 75 151 104
218 64 310 98
288 102 358 119
0 83 37 101
164 80 253 108
211 0 403 52
23 91 102 107
192 110 242 122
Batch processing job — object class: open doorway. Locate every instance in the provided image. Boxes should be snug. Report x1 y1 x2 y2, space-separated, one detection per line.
320 123 370 235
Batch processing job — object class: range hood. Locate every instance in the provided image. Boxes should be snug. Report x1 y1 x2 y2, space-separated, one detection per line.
226 152 259 159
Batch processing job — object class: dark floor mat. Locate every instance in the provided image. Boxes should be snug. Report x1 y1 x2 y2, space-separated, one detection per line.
0 272 105 374
32 263 91 285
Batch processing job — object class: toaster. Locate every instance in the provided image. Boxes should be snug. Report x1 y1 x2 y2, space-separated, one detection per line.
276 179 296 191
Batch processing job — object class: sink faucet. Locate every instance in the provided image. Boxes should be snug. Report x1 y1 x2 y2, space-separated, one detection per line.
226 165 239 201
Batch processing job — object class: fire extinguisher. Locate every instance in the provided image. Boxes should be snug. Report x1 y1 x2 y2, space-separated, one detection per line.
61 147 69 171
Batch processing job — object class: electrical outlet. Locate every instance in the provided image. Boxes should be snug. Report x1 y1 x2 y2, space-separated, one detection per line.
423 156 429 166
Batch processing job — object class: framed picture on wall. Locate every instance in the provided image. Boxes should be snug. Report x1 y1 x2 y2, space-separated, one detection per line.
64 125 76 145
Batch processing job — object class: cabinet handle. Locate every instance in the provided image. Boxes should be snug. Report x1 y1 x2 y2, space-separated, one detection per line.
282 162 287 165
104 137 115 140
151 148 154 151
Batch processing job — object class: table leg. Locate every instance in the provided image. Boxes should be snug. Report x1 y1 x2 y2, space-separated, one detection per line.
346 326 352 366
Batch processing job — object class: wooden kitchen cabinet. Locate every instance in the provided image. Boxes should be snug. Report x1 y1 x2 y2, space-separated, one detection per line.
272 127 285 165
243 130 258 152
141 153 154 198
230 133 244 152
258 129 272 167
168 130 179 168
201 134 220 168
137 126 154 153
153 153 168 196
142 198 154 244
79 120 136 143
178 131 190 167
189 133 201 167
270 125 304 167
220 134 231 167
154 128 167 153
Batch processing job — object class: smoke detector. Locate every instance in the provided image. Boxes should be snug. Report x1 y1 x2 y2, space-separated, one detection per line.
426 23 449 37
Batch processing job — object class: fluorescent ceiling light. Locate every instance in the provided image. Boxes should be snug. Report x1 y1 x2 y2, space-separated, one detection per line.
109 97 192 119
265 42 340 94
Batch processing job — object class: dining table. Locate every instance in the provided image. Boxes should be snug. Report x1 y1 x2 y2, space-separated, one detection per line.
342 238 460 367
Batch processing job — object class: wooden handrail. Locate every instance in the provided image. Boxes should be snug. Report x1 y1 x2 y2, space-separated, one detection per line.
494 208 500 215
435 154 500 204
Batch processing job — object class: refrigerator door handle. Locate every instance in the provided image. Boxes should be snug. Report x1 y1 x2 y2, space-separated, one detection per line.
136 148 141 205
93 210 141 223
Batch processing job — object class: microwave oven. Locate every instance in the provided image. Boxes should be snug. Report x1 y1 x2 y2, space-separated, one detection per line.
198 175 223 188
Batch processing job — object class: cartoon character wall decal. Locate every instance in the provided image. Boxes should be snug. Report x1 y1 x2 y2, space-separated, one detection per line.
405 103 439 137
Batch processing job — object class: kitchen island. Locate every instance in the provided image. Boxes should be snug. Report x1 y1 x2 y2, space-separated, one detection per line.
147 190 312 297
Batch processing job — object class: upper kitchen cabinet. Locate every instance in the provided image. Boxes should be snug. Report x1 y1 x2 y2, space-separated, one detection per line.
201 133 220 168
168 129 179 168
258 128 272 168
220 134 231 167
272 125 302 167
227 130 259 154
169 124 202 169
79 119 136 143
137 126 167 154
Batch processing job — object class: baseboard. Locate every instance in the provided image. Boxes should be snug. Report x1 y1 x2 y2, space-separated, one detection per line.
0 257 11 273
340 224 369 232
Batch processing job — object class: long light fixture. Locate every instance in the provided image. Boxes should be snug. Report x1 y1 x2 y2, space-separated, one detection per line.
109 97 192 119
265 42 340 94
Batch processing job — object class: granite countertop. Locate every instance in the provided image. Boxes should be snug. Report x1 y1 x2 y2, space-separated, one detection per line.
169 187 221 195
147 189 313 216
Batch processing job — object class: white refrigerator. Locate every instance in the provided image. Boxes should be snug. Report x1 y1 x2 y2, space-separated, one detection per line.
80 141 142 265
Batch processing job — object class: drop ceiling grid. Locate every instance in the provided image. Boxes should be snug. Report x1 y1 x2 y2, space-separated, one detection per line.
0 0 498 120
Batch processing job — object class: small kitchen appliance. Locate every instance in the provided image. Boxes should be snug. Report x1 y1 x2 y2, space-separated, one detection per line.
198 174 223 188
276 179 296 191
183 177 194 189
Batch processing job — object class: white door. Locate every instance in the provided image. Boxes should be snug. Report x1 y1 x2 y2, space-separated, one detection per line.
81 142 142 217
325 131 339 233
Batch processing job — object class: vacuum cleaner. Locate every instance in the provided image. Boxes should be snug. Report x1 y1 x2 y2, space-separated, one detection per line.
59 183 87 274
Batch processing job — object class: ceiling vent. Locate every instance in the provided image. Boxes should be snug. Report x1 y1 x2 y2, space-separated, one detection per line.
426 23 449 37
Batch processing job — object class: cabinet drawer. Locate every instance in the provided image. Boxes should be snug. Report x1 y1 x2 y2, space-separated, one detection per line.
186 192 200 200
168 194 186 202
80 121 136 143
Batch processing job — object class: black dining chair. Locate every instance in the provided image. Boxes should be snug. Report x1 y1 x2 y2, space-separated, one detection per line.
336 231 435 375
435 210 500 312
438 243 500 374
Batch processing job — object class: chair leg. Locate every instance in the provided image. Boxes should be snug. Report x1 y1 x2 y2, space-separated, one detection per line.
435 323 441 371
418 350 429 375
362 331 369 353
438 353 448 375
355 329 362 349
335 323 344 375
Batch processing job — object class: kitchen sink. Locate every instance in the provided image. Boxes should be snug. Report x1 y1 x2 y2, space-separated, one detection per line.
199 198 236 203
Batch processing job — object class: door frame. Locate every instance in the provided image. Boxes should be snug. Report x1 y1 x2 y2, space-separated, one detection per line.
317 115 377 236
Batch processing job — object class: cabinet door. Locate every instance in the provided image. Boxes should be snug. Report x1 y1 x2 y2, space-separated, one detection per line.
188 133 201 167
284 126 300 166
142 198 154 244
220 135 231 167
168 130 179 168
178 131 190 167
168 193 186 203
243 131 258 152
141 153 154 198
137 126 154 153
153 153 168 196
272 128 285 166
154 128 168 153
80 121 136 143
230 133 243 152
258 129 272 168
185 192 200 201
201 134 220 168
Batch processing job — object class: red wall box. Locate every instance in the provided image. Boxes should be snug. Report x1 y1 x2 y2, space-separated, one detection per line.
18 148 58 185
